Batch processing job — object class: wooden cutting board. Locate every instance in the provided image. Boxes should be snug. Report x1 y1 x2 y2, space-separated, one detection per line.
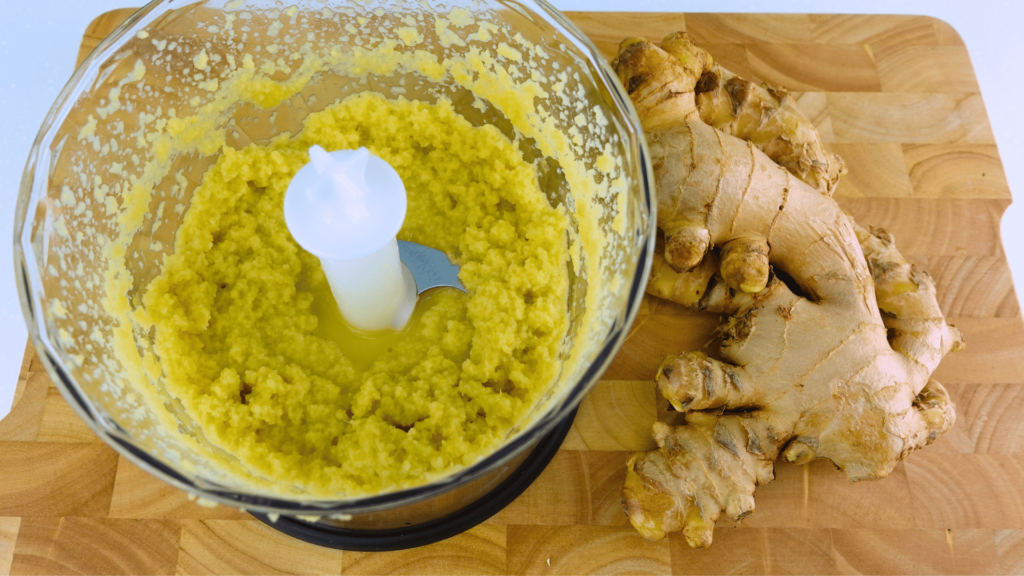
2 9 1022 576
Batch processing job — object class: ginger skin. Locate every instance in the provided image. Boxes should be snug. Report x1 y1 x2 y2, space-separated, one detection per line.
638 33 846 276
613 35 963 547
665 32 847 198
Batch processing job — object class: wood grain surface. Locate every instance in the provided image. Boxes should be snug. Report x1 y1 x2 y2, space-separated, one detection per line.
2 9 1022 576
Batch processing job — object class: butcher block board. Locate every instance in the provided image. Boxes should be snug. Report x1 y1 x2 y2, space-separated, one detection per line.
2 9 1023 576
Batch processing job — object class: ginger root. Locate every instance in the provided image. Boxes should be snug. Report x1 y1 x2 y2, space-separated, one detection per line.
630 33 846 276
613 34 963 547
666 32 847 197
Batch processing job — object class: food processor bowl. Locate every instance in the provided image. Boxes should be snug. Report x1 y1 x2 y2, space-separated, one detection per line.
15 0 654 543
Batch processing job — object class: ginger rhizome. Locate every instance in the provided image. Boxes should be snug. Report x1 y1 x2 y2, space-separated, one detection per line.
658 33 847 198
613 34 964 548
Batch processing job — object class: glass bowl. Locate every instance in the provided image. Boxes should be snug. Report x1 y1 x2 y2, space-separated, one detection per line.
15 0 654 526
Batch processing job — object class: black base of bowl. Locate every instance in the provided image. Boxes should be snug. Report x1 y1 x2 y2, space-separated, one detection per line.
251 408 577 551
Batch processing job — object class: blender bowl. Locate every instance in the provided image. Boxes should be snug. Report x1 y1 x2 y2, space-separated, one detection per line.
15 0 654 543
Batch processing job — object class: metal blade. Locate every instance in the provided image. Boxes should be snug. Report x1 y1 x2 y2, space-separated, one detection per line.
398 240 466 295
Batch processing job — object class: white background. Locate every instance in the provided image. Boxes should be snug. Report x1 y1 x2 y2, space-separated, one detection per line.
0 0 1021 418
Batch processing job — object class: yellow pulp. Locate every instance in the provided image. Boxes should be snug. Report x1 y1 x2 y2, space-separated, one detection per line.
308 279 449 371
140 92 570 496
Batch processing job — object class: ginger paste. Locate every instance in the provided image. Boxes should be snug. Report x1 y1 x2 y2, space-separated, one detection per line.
140 91 570 495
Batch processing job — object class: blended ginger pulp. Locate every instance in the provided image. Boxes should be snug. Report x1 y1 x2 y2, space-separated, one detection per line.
141 92 570 495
